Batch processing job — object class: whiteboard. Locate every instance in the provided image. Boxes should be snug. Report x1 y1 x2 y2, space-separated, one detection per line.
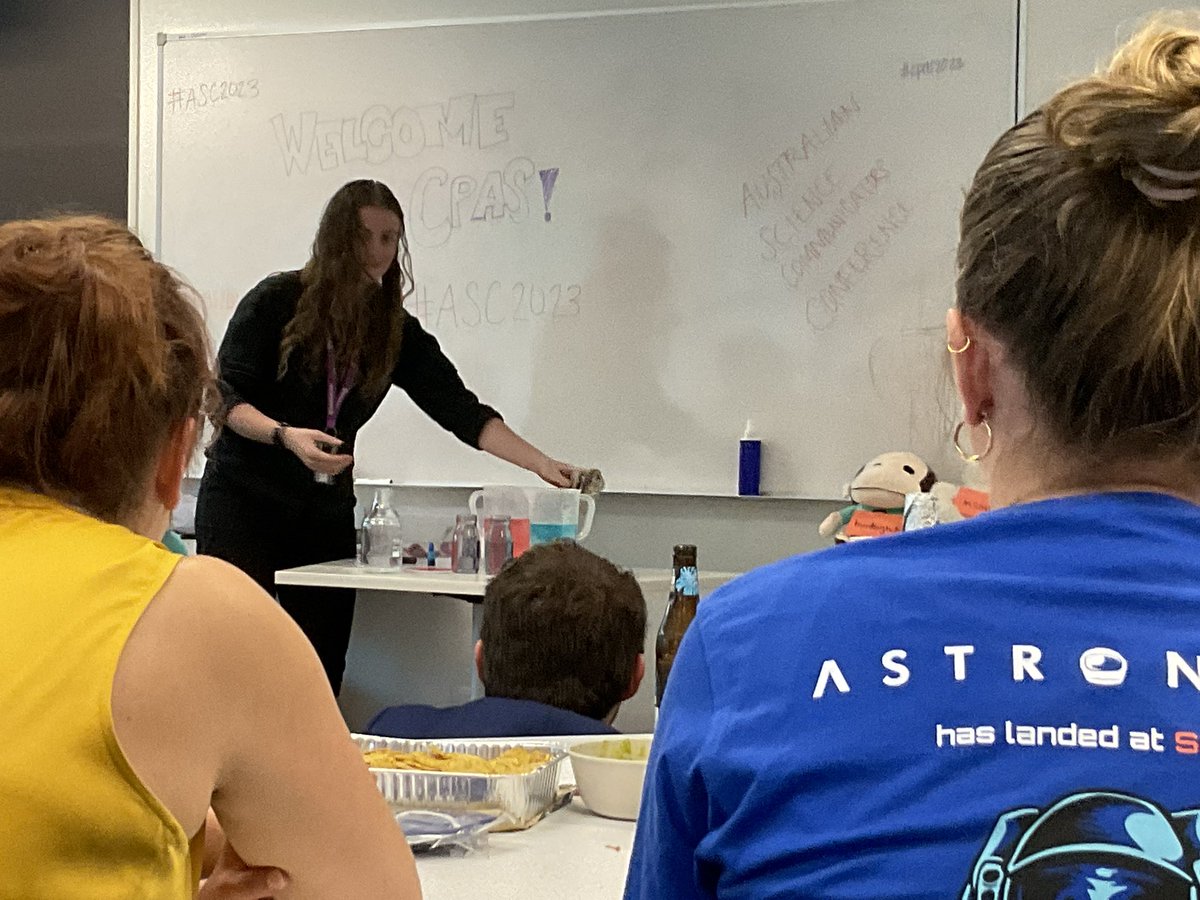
1022 1 1163 112
156 0 1017 497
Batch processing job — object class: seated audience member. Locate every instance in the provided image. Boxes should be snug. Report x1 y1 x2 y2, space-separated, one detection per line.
369 540 647 738
627 16 1200 899
0 217 421 898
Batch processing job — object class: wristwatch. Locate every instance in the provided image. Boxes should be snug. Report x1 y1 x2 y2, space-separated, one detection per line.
271 423 289 448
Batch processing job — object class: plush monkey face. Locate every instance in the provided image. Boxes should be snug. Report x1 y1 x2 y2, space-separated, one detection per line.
848 451 935 510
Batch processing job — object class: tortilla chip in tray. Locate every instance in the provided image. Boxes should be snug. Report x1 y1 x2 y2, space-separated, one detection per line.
353 734 568 831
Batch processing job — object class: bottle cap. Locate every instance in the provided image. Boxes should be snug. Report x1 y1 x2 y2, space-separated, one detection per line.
673 544 698 565
742 419 756 441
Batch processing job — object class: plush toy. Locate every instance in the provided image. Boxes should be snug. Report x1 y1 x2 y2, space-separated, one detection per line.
819 451 936 542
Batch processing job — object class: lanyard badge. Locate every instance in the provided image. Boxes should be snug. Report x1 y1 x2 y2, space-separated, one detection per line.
315 340 356 485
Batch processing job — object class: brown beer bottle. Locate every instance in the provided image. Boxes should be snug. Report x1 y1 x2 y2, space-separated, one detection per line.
656 544 699 707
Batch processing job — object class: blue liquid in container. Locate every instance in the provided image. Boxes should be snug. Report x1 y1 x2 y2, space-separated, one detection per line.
530 522 576 544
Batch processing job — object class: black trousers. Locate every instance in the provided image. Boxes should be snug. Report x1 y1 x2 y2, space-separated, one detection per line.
195 470 357 695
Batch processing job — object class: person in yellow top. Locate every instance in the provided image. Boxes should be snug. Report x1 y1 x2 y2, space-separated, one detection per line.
0 216 423 898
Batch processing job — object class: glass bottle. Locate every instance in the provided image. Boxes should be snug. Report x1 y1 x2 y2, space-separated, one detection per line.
450 515 468 570
453 514 480 574
359 488 402 568
483 516 513 576
655 544 699 707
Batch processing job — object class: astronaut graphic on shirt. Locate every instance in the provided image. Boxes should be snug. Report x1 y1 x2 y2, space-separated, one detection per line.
962 791 1200 899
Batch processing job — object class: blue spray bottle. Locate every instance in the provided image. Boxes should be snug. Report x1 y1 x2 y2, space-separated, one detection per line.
738 419 762 496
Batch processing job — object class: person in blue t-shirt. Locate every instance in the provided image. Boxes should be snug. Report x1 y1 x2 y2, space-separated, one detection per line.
369 540 647 739
627 15 1200 900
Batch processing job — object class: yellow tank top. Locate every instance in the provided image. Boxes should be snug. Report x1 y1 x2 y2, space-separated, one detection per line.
0 487 202 897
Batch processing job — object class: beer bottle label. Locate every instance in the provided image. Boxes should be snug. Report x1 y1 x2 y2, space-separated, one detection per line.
675 565 699 596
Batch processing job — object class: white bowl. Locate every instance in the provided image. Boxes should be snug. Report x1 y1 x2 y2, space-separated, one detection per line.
568 738 652 821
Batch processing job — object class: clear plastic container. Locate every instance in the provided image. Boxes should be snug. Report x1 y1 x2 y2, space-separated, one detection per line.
469 486 532 557
452 514 479 574
483 516 513 576
360 488 402 568
529 488 595 545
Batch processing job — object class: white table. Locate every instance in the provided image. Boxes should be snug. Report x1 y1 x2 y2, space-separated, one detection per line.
395 735 647 899
276 560 738 733
415 796 636 899
276 564 492 595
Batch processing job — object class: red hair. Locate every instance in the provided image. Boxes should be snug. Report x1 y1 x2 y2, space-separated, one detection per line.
0 216 212 521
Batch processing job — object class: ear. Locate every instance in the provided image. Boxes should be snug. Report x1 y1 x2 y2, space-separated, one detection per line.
946 308 993 426
474 640 485 684
622 653 645 701
154 418 197 511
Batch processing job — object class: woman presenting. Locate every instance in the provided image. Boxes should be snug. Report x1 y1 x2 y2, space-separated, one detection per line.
197 179 578 693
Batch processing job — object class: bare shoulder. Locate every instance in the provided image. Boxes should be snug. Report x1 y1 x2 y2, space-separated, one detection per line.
165 554 272 610
149 554 327 700
113 554 324 821
160 556 302 645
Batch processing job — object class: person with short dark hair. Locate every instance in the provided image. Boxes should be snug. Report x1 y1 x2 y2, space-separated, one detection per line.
369 541 647 738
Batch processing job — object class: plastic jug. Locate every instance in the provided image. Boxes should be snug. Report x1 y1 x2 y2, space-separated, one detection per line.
468 486 532 557
529 488 595 545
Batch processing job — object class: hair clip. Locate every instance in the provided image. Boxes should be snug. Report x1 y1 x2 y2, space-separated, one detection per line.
1129 162 1200 202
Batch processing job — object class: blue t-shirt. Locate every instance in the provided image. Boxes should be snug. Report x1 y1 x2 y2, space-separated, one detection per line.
626 492 1200 899
367 696 619 740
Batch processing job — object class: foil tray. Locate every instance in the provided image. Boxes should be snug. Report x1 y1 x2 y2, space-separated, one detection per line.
353 734 568 830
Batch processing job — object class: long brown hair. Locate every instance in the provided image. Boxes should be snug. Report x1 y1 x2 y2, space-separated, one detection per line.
278 180 413 396
957 14 1200 463
0 216 211 522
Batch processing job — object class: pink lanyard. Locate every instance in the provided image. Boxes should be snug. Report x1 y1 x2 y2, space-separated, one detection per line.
325 340 357 432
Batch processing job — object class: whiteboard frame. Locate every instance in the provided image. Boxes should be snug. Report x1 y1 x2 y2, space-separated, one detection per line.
1014 0 1028 119
155 0 891 47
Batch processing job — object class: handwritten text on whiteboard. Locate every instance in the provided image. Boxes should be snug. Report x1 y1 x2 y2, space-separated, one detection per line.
270 93 516 175
405 280 582 331
168 79 260 113
740 95 862 219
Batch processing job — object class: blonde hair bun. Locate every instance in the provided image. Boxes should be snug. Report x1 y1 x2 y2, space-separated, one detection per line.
1046 14 1200 200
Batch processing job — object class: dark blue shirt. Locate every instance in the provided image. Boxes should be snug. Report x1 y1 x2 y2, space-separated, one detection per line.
367 696 620 739
627 492 1200 899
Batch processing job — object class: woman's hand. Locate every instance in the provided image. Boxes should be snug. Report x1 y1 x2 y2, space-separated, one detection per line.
477 418 577 487
535 457 576 488
280 427 354 476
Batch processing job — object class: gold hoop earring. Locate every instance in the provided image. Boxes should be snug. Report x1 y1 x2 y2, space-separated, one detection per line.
947 335 971 354
953 417 993 463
